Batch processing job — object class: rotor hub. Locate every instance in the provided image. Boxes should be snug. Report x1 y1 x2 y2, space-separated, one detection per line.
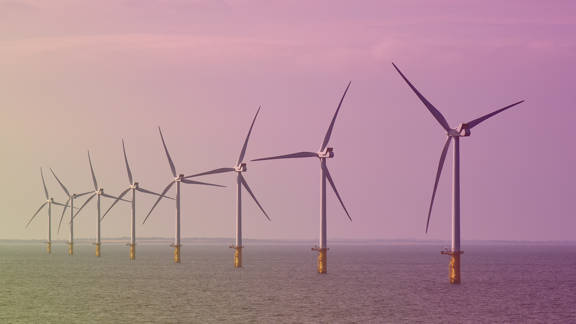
176 174 184 182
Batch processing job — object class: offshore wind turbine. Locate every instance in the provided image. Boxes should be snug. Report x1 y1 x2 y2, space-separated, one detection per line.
143 127 225 263
25 168 69 254
392 62 524 284
51 168 92 256
71 151 127 257
185 107 270 268
252 82 352 274
102 139 173 260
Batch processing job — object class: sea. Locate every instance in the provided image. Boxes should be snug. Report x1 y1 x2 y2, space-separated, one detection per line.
1 241 575 323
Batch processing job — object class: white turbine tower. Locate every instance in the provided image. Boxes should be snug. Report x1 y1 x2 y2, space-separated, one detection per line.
26 168 69 254
143 127 225 263
51 168 92 256
71 151 127 257
392 63 524 284
102 139 173 260
252 82 352 274
185 107 270 268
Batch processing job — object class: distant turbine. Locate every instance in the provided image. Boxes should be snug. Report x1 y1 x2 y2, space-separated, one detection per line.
252 82 353 274
51 168 92 256
392 63 524 284
143 127 225 263
186 107 270 268
71 151 128 257
102 139 173 260
25 168 69 254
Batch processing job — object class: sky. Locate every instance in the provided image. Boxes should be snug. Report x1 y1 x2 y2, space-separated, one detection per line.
1 0 575 243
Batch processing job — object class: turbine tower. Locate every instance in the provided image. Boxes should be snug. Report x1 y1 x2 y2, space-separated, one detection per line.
392 63 524 284
185 107 270 268
51 168 92 256
71 151 127 257
143 127 224 263
102 139 173 260
252 82 352 274
26 168 69 254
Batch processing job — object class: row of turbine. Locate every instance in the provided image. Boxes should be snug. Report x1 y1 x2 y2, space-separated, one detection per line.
28 79 351 271
27 63 524 282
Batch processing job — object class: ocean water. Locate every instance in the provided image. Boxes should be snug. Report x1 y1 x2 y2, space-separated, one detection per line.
0 242 575 323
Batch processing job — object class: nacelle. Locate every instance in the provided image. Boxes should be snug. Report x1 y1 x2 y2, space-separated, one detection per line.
235 163 247 172
318 147 334 158
456 123 471 137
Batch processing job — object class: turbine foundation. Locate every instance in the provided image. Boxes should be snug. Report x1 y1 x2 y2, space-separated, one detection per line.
313 247 328 274
231 246 243 268
95 243 101 257
442 250 463 284
172 244 181 263
129 244 135 260
68 242 74 256
46 242 51 254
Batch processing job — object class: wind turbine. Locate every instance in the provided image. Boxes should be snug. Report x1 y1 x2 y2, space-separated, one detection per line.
51 168 92 256
252 82 353 274
185 107 270 268
101 139 174 260
143 127 225 263
71 151 128 257
25 168 70 254
392 63 524 284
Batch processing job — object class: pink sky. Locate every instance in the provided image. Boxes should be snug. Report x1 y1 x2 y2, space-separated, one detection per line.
1 0 575 242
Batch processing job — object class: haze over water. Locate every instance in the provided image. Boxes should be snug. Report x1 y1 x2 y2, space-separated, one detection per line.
1 242 574 323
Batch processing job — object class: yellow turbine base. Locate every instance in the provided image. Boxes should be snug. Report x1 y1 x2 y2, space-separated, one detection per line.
130 244 135 260
95 243 101 257
316 248 328 274
442 250 463 284
68 242 74 256
46 242 51 254
173 245 181 263
234 246 243 268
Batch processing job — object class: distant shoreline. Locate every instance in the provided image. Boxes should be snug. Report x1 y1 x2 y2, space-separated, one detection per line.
2 238 575 246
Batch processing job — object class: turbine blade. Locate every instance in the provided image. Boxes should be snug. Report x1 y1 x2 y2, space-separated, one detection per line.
57 197 70 233
320 81 351 151
87 150 98 190
73 193 96 221
143 181 174 224
136 187 175 200
237 106 261 165
184 167 235 179
102 192 130 202
465 100 525 129
26 202 48 228
101 188 131 221
426 136 452 233
392 63 451 131
322 164 352 221
122 139 134 185
181 179 226 187
75 191 93 198
50 168 70 197
40 168 49 199
239 174 270 221
158 127 177 177
52 201 68 207
252 152 317 162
